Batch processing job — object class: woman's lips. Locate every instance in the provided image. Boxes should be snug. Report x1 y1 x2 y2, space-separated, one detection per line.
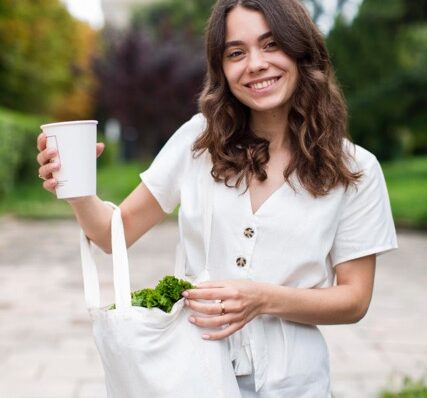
246 76 281 93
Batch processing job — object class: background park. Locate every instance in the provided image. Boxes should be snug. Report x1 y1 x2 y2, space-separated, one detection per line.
0 0 426 397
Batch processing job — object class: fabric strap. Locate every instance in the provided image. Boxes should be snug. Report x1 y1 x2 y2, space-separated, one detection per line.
80 201 131 310
80 231 100 309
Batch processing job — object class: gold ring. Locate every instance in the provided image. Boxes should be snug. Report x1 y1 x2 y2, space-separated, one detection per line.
219 300 225 316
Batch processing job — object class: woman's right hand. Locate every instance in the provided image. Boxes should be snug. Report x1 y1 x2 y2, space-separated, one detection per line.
36 132 105 195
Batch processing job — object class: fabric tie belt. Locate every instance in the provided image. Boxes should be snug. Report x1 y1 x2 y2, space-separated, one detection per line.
229 316 268 392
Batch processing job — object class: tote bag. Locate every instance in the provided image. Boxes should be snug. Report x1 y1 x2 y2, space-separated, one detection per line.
79 171 241 397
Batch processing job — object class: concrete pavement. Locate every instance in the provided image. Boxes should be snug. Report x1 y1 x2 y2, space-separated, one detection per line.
0 217 426 398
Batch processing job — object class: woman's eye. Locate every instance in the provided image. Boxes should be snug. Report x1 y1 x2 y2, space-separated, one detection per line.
227 50 244 58
265 41 278 49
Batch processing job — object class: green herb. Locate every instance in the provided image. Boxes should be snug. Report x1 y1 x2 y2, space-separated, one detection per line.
108 275 193 313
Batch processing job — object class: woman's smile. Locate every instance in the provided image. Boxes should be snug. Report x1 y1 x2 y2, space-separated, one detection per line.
245 76 282 94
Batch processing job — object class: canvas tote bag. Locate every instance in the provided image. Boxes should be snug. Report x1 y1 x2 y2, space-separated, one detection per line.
79 168 241 397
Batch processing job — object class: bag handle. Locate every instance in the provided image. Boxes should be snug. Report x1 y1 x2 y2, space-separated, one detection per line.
80 202 132 310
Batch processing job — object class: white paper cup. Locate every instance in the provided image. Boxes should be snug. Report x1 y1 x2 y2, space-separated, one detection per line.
40 120 98 199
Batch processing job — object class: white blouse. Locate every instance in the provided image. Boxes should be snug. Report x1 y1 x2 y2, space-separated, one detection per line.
140 113 398 397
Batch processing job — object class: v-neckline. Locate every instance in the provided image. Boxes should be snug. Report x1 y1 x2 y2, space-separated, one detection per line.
244 178 286 217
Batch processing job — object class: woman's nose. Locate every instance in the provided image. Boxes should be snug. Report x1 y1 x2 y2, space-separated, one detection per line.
247 50 269 73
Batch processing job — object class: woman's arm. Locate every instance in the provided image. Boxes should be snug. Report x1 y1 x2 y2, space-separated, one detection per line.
67 183 166 253
37 133 166 253
183 254 376 340
262 254 376 324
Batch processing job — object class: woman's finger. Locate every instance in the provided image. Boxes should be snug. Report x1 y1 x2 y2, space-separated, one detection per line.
202 321 245 341
185 299 225 316
42 178 57 194
96 142 105 158
36 148 57 166
38 162 60 180
36 132 47 152
189 313 234 329
183 288 226 301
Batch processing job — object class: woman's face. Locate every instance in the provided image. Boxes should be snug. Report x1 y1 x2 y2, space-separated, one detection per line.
222 6 298 115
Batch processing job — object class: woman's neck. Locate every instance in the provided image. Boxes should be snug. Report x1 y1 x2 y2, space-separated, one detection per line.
250 109 290 152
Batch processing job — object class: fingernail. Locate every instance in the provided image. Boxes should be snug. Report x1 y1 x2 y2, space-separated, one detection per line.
182 291 189 298
185 299 189 306
52 162 60 169
189 317 195 323
202 334 210 340
47 149 56 156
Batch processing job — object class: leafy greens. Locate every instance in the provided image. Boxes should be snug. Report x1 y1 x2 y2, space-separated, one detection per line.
108 275 193 313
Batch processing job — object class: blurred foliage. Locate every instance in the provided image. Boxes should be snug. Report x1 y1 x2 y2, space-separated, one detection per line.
304 0 354 24
0 107 45 199
0 0 98 119
95 0 217 160
380 377 427 397
131 0 215 38
327 0 427 160
51 20 99 121
94 25 205 159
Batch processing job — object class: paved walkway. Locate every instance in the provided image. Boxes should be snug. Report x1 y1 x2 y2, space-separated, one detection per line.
0 217 426 398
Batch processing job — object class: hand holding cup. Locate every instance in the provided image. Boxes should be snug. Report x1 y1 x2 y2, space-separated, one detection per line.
37 121 105 199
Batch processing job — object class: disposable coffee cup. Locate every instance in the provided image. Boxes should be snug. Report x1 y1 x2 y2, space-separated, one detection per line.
40 120 98 199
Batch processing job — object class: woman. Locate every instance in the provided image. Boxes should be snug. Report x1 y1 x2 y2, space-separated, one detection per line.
37 0 398 396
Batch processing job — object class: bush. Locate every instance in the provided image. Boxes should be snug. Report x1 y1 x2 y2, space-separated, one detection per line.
0 107 46 199
380 377 427 397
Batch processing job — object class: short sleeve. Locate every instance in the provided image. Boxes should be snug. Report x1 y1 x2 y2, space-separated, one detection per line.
140 113 206 214
329 153 398 267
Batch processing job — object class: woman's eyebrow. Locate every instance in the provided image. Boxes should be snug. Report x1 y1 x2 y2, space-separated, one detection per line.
224 31 273 49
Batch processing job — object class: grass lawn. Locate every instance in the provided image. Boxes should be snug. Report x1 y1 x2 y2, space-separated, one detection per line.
382 156 427 229
0 162 146 219
1 156 426 229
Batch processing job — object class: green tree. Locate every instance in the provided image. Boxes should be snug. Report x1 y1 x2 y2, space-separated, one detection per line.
327 0 427 159
0 0 97 117
131 0 216 38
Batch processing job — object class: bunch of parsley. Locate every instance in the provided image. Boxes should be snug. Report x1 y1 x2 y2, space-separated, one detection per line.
109 276 193 313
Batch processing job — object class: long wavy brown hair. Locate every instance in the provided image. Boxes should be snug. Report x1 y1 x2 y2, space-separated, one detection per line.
193 0 362 197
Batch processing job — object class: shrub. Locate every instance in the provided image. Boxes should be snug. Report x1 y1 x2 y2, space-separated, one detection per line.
0 107 46 199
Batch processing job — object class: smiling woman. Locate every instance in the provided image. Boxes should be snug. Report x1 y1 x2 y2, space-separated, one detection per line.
35 0 398 397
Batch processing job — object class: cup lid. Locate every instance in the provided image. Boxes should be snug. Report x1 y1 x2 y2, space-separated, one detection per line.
40 120 98 129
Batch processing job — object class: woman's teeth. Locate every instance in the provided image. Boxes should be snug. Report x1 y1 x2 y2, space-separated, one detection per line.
251 78 278 90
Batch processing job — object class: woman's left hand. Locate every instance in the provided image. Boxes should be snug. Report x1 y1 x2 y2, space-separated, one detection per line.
182 279 266 340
